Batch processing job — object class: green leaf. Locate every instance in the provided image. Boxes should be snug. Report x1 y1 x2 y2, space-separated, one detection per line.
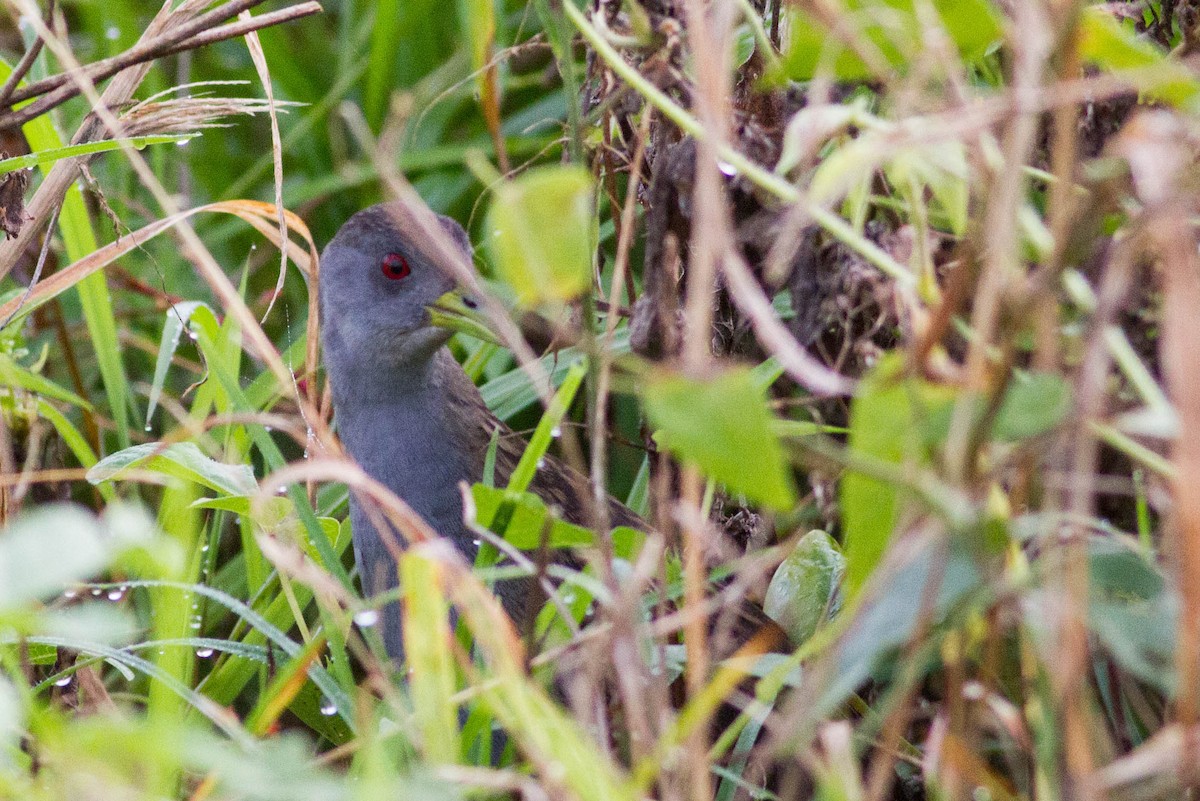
781 0 1002 82
732 24 756 69
0 353 93 409
1079 7 1200 108
470 484 596 549
2 58 135 450
816 541 981 716
764 530 845 645
486 165 595 306
146 302 210 428
886 140 969 236
643 368 796 511
992 371 1071 441
841 355 955 594
506 361 586 492
0 134 196 176
87 442 258 497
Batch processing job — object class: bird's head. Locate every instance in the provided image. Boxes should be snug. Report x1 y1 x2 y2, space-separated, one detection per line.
319 203 497 374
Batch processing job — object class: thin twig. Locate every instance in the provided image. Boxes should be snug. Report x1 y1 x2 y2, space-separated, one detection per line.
0 3 322 131
0 0 56 109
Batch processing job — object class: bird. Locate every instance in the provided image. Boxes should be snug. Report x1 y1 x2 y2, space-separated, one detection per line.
318 201 641 660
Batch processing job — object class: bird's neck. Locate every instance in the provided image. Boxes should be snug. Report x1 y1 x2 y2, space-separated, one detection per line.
332 347 485 544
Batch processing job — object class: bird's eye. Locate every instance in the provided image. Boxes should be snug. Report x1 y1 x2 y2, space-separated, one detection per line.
381 253 411 280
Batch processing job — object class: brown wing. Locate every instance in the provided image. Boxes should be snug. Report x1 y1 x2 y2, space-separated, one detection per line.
490 425 645 531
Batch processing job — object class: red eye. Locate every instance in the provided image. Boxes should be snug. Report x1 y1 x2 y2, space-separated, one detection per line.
381 253 411 280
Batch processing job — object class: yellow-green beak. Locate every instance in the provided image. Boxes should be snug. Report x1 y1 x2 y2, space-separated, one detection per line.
427 288 502 345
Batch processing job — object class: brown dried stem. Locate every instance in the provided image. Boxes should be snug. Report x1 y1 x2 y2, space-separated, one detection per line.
0 2 322 131
0 0 56 109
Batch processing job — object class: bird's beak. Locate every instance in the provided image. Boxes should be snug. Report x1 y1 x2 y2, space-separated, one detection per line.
427 288 502 345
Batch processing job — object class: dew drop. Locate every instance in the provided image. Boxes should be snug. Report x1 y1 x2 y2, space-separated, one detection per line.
144 424 153 432
190 619 202 630
276 486 287 495
550 426 561 438
319 698 337 716
471 539 481 547
200 543 210 553
105 26 119 40
536 457 546 469
195 647 214 658
63 589 78 600
717 161 738 177
53 675 72 687
264 425 273 433
176 138 191 148
90 588 103 597
353 609 379 627
106 589 124 601
187 331 198 341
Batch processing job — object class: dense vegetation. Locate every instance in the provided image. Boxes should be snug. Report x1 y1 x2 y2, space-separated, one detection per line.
0 0 1194 799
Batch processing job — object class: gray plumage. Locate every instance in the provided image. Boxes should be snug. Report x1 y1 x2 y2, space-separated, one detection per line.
319 202 639 659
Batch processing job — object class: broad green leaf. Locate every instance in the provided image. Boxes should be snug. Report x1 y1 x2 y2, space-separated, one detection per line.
841 355 955 594
486 165 595 305
764 530 845 645
470 484 596 549
732 24 756 69
643 368 796 511
1079 7 1200 108
781 0 1002 81
190 495 343 566
993 372 1071 441
87 442 258 497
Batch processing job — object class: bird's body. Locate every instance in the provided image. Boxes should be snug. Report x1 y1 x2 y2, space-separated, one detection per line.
319 202 638 659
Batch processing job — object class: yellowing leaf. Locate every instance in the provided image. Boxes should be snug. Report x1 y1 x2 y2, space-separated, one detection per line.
486 165 595 305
